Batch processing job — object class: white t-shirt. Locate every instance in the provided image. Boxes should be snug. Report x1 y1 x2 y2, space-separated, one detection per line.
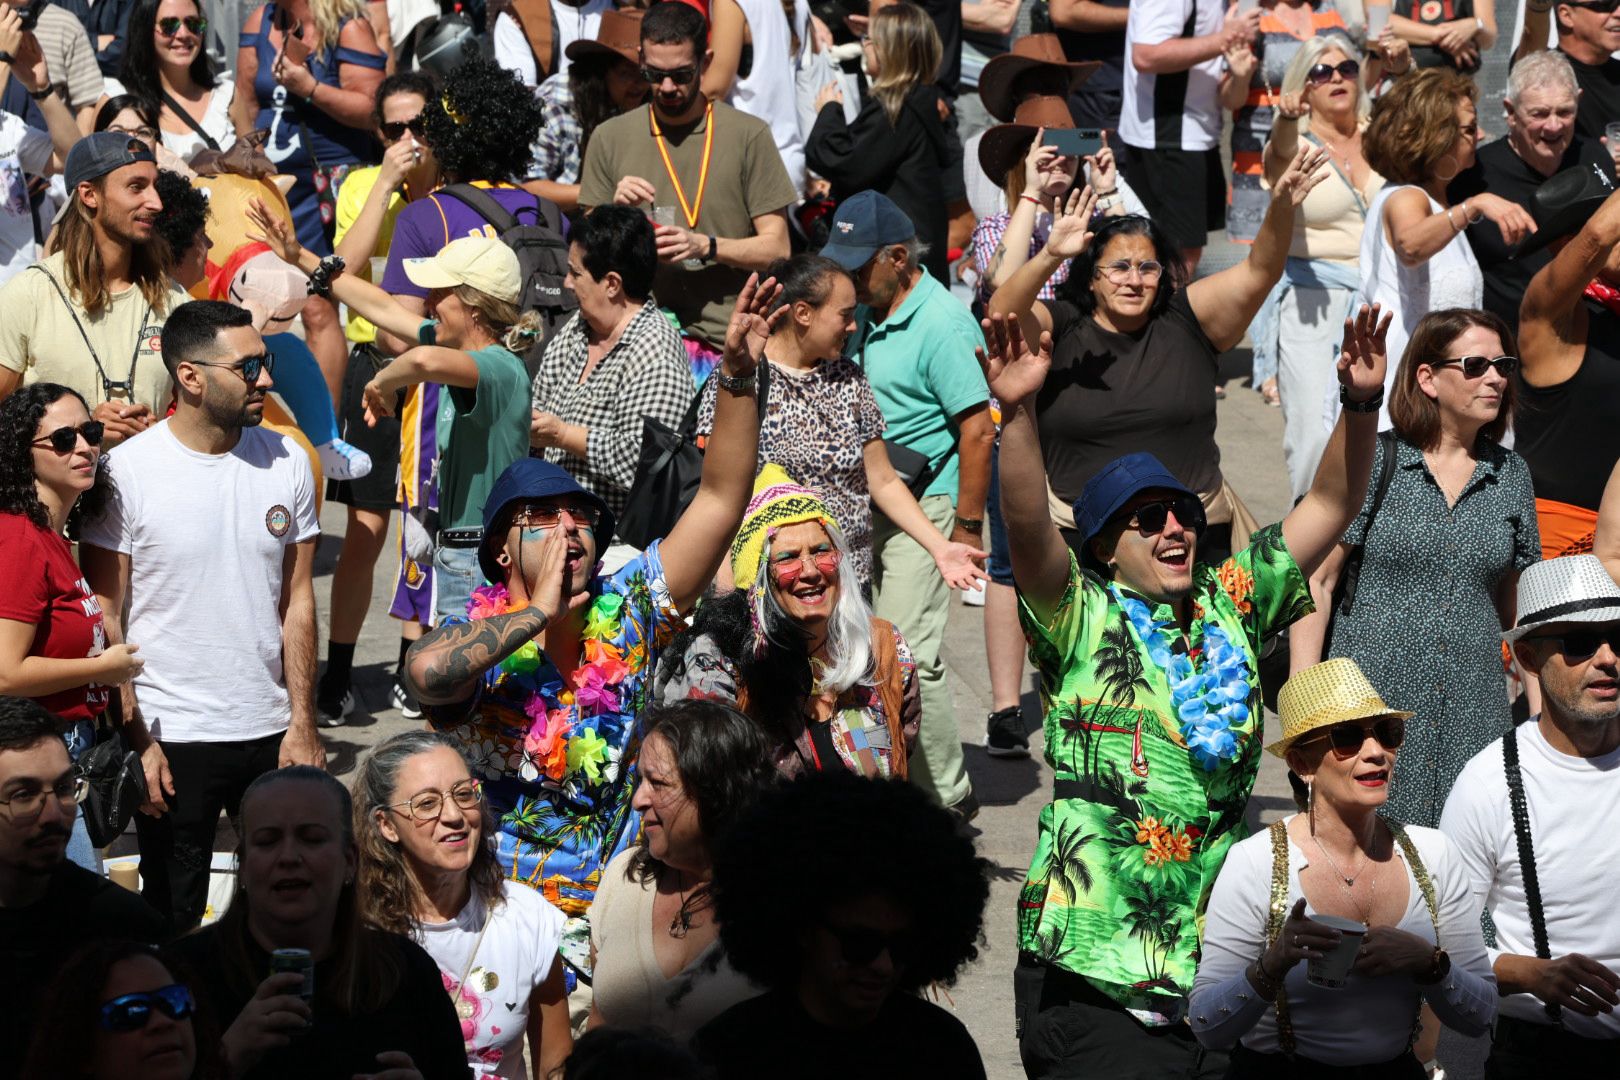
1120 0 1224 152
727 0 809 198
0 112 51 286
415 882 566 1079
79 421 320 743
103 77 237 164
1441 721 1620 1039
493 0 616 87
1191 818 1496 1062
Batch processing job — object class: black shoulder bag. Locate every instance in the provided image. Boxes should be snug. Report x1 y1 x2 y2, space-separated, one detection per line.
1503 725 1562 1023
73 694 149 849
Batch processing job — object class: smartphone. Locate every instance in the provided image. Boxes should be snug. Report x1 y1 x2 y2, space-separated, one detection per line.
1045 128 1104 160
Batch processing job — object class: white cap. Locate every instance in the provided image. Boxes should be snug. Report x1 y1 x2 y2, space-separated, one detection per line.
1504 554 1620 643
403 235 521 305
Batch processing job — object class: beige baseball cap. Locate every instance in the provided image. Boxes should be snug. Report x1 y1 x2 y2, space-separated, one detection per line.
403 235 521 305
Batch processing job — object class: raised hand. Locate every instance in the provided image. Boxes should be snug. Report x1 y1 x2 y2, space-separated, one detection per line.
246 197 306 267
1043 185 1099 260
1225 42 1257 83
1221 1 1262 49
1277 90 1310 121
1086 133 1118 193
1335 302 1392 404
1024 128 1059 191
977 312 1053 409
1273 142 1330 208
721 272 785 378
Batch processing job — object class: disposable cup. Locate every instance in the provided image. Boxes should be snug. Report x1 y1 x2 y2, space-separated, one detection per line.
1306 914 1367 988
651 205 678 228
108 861 141 893
1606 122 1620 147
369 256 388 282
1366 4 1389 42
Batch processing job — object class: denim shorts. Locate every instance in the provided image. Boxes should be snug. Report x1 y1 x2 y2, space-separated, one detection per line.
987 438 1014 587
432 543 482 627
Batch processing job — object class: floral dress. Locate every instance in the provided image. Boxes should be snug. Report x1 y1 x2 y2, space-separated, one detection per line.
1018 523 1312 1023
430 541 681 975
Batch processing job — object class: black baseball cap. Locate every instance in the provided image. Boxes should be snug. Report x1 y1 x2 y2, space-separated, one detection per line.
65 132 157 192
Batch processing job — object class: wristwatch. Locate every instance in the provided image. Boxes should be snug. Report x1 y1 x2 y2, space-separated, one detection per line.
956 518 985 533
1416 947 1452 985
1340 386 1384 413
713 368 756 393
702 234 717 263
0 51 15 65
28 85 52 101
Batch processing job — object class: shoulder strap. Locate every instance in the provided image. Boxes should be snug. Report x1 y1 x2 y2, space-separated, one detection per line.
1337 431 1398 617
1263 819 1297 1057
869 618 908 780
1503 726 1562 1022
32 265 102 368
158 88 221 151
1367 430 1398 523
438 183 521 235
1299 131 1367 220
1389 822 1440 936
508 0 557 80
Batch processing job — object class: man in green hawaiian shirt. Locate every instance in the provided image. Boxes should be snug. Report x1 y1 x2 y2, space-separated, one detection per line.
978 304 1390 1078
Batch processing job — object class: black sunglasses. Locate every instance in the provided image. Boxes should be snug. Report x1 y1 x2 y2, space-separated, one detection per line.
32 421 105 454
157 15 207 36
640 63 699 85
1306 59 1361 86
189 353 274 382
822 922 919 969
1568 0 1620 13
380 114 427 141
1115 495 1206 537
1301 716 1406 759
99 984 195 1032
1528 628 1620 660
1430 354 1518 379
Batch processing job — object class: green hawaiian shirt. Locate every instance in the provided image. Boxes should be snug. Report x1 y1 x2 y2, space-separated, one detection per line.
1017 522 1312 1023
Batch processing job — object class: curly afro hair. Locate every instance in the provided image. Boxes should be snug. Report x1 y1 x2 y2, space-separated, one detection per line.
426 52 546 184
153 169 210 264
0 382 109 535
711 771 989 993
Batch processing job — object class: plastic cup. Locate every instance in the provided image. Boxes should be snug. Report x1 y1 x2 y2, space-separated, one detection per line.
1366 4 1389 42
108 860 140 892
1306 914 1367 989
651 205 677 228
1606 122 1620 147
369 256 388 283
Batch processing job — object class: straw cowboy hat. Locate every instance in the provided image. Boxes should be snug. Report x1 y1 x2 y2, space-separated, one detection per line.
977 33 1100 123
1502 554 1620 644
976 95 1078 185
1266 658 1414 758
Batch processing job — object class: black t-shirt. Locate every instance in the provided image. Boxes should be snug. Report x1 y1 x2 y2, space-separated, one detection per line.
1394 0 1478 71
1516 305 1620 512
1561 49 1620 145
1448 136 1615 332
912 0 962 97
1057 0 1128 128
0 863 168 1080
169 924 472 1080
692 988 987 1080
1036 287 1223 505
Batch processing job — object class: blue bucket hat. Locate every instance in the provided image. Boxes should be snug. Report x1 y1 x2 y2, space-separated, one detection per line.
819 190 918 272
479 459 615 585
1072 452 1197 546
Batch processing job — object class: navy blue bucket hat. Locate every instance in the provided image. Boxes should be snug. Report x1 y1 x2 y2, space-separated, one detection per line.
1072 452 1197 546
479 459 615 585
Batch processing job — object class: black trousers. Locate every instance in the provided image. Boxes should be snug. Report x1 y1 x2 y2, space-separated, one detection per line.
135 732 284 931
1485 1015 1619 1079
1227 1045 1426 1079
1015 955 1228 1080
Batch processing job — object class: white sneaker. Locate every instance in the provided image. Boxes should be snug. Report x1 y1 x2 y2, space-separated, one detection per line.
962 580 987 607
317 439 373 481
317 689 354 728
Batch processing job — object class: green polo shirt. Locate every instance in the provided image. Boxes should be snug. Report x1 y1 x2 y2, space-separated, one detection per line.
854 274 988 501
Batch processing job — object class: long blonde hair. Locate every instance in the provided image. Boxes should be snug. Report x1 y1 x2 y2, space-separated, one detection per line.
307 0 370 51
869 2 941 128
45 183 175 317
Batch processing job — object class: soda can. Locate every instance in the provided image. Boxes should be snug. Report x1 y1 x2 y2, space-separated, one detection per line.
269 948 314 1003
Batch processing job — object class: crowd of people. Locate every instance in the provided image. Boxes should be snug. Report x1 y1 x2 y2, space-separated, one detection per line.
3 1 1620 1078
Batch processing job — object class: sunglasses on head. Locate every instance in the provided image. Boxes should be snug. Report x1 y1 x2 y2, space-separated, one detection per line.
99 984 195 1033
380 115 427 141
157 14 207 36
640 63 699 85
1300 716 1406 759
32 421 105 454
1306 59 1360 87
822 922 918 969
770 547 841 587
1430 354 1518 379
1115 495 1206 537
1527 628 1620 660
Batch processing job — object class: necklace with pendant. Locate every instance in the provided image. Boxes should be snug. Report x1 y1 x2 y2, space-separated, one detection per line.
668 872 712 939
1314 834 1377 921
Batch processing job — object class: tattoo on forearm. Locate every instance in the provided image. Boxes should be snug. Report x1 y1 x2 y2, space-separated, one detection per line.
985 240 1007 283
407 607 550 703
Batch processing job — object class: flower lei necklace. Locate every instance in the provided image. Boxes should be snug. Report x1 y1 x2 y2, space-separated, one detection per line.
1111 587 1252 771
467 584 630 786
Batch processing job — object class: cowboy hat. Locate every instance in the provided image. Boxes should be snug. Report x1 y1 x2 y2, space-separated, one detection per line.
978 33 1099 123
1266 658 1413 758
565 8 645 66
977 95 1079 185
1513 160 1616 259
1502 554 1620 644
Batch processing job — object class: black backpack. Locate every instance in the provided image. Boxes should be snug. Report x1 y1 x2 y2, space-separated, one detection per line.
435 183 578 378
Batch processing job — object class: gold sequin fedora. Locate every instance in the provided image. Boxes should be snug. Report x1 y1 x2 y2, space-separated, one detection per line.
1265 658 1414 758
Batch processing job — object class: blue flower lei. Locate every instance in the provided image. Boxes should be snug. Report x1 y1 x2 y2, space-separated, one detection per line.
1111 588 1253 771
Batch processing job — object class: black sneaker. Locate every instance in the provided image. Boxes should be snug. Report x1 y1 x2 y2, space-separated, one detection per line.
985 707 1030 758
390 675 423 720
316 689 353 728
947 790 981 828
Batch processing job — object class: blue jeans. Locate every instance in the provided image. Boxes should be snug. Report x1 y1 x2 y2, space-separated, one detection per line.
63 720 102 871
987 437 1014 587
433 543 482 627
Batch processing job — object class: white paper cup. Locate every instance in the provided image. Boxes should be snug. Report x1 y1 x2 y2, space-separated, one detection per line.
1305 914 1367 989
1366 4 1389 42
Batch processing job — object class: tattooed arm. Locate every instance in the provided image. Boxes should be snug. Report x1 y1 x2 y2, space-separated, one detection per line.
404 607 550 708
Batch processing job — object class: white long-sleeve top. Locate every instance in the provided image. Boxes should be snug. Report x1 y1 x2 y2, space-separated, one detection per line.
1189 817 1496 1063
1440 722 1620 1038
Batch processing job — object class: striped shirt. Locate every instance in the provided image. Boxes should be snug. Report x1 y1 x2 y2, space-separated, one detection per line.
29 7 103 112
1120 0 1224 151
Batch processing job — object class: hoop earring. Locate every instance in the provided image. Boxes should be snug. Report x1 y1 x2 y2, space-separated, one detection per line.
1434 154 1459 183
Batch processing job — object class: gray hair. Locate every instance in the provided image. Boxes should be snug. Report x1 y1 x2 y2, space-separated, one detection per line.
1279 35 1370 121
1505 49 1579 107
898 236 929 273
752 517 876 695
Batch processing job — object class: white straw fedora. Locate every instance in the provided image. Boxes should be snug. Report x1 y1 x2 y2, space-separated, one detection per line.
1503 554 1620 644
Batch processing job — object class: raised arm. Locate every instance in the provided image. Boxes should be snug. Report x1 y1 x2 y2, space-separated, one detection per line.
1520 185 1620 389
701 0 746 102
1594 459 1620 586
1280 303 1391 578
989 185 1097 348
977 313 1071 621
1188 142 1328 352
1514 0 1552 65
1133 2 1258 75
1262 96 1307 183
659 274 783 612
1049 0 1129 33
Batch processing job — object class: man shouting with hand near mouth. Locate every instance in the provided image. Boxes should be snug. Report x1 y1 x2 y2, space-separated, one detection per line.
981 301 1389 1077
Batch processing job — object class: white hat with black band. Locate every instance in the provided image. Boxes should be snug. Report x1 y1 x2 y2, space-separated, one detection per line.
1503 554 1620 644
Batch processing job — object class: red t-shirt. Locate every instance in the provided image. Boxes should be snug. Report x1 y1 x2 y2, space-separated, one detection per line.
0 512 109 721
